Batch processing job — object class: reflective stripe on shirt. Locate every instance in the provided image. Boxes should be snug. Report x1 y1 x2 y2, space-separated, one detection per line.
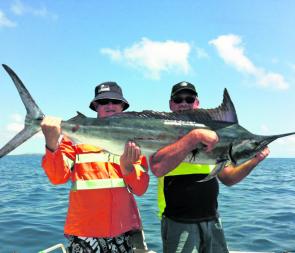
165 163 215 176
75 152 120 164
71 178 126 191
74 153 146 172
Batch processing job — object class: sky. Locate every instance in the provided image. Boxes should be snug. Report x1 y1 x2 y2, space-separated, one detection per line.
0 0 294 157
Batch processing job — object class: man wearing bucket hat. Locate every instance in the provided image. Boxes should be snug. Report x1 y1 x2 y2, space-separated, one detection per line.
150 81 269 253
89 81 130 113
41 81 149 253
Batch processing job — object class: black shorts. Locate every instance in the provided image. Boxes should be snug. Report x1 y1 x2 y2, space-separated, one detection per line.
67 232 133 253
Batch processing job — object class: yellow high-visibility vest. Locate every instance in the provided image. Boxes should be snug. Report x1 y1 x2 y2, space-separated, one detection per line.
157 162 215 218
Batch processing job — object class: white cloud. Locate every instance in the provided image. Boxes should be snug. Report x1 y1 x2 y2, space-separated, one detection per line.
0 10 16 27
11 0 58 20
11 113 23 122
101 37 191 79
100 48 122 61
209 34 289 90
10 0 25 15
256 71 288 89
6 113 24 132
6 122 23 132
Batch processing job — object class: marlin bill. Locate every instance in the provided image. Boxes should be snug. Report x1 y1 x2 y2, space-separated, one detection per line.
1 64 294 182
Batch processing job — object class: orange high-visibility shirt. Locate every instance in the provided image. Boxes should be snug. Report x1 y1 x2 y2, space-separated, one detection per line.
42 136 149 237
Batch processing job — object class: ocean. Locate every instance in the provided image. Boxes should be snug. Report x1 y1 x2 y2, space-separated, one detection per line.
0 155 294 253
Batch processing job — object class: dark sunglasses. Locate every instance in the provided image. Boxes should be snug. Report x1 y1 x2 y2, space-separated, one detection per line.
96 99 122 105
172 96 196 104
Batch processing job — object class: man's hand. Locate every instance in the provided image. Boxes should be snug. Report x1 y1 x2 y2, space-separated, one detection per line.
190 129 219 152
254 147 270 163
120 141 141 175
40 116 62 152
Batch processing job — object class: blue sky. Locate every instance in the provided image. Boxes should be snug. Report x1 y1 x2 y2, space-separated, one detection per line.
0 0 294 157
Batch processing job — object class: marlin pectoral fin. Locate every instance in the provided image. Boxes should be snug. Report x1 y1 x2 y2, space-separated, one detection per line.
190 148 199 162
189 143 207 162
197 160 228 183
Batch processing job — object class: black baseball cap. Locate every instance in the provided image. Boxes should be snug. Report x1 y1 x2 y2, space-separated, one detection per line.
89 81 129 111
171 81 198 97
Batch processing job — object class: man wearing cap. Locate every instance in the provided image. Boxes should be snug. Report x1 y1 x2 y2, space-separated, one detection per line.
150 81 269 253
41 82 149 253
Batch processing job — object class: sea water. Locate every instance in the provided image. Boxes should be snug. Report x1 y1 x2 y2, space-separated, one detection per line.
0 155 294 253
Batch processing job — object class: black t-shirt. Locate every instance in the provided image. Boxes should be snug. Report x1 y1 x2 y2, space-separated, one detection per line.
163 174 219 222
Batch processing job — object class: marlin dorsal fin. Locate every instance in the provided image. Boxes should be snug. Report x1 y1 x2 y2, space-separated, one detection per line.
205 88 238 124
120 89 238 125
67 111 87 122
170 88 238 124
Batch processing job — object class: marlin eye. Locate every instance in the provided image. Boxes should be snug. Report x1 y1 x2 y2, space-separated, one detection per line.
253 141 259 146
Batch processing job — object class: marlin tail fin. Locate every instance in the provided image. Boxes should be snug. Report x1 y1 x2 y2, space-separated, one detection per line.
0 65 44 158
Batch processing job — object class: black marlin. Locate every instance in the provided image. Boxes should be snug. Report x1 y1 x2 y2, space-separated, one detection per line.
0 64 294 182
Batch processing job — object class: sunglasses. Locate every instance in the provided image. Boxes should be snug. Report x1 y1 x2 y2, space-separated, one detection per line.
172 96 196 104
96 99 122 105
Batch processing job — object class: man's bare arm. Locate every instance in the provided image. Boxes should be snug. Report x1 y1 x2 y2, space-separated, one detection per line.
150 129 219 177
218 147 270 186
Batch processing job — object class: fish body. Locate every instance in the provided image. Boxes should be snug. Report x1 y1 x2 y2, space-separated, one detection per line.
63 112 292 167
1 64 294 181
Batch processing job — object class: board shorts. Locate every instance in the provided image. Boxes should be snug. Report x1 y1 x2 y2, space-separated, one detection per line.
66 232 133 253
